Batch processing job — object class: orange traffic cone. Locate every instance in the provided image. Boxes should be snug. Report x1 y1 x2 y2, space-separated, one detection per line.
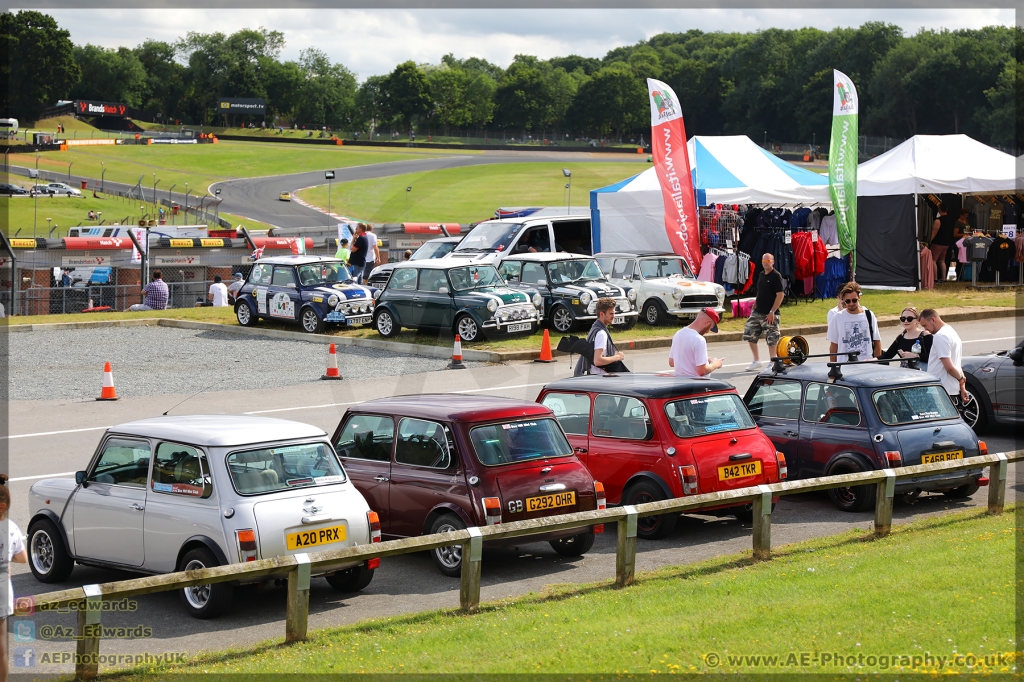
448 334 467 370
321 343 342 380
534 328 556 363
97 362 119 401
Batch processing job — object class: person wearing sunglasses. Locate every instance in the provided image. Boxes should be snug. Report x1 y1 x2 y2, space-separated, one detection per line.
827 281 881 362
879 306 932 369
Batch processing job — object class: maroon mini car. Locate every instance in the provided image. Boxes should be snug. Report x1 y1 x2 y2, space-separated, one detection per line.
331 395 604 576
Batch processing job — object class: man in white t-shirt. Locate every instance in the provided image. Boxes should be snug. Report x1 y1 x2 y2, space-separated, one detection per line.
668 308 723 378
208 275 229 307
919 309 969 401
827 281 881 362
362 225 379 282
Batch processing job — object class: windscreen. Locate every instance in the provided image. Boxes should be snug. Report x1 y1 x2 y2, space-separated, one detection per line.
547 259 604 284
470 418 573 466
665 393 755 438
227 442 346 495
640 258 693 279
448 265 504 291
414 241 457 259
297 262 351 285
872 385 960 425
454 222 522 252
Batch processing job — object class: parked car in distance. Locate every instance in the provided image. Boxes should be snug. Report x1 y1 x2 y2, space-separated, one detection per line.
445 215 592 268
960 337 1024 432
595 252 726 326
743 362 987 512
372 261 542 342
26 415 380 618
331 395 604 576
498 252 639 333
368 236 462 288
538 374 784 539
35 182 81 197
0 183 28 195
234 255 377 334
279 192 291 201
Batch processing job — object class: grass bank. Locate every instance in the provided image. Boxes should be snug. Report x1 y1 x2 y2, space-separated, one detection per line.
113 506 1015 676
297 161 645 223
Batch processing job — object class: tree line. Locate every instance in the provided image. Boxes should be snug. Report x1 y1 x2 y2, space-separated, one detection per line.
1 11 1020 149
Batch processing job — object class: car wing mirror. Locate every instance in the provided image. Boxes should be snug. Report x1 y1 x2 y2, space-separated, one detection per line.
438 286 449 294
629 406 648 418
537 278 547 286
286 282 296 288
1010 348 1023 365
75 470 87 486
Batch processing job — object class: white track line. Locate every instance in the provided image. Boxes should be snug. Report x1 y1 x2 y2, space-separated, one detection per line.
9 471 76 482
3 425 110 440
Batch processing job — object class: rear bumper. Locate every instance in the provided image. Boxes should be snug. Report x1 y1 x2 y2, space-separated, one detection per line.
895 469 984 493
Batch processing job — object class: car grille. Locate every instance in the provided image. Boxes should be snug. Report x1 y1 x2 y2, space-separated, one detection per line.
368 273 391 287
680 295 719 307
495 303 537 323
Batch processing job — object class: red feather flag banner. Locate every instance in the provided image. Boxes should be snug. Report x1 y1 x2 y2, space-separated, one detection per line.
646 78 701 272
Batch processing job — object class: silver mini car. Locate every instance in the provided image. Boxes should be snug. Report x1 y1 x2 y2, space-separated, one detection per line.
26 415 380 618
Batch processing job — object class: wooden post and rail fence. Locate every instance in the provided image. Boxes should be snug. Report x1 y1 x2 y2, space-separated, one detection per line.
24 451 1015 679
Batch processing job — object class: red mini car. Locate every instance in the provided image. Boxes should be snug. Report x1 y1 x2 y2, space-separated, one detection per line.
331 395 604 576
537 374 785 539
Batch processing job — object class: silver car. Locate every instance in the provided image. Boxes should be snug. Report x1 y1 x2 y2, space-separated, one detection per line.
961 338 1024 431
26 415 380 618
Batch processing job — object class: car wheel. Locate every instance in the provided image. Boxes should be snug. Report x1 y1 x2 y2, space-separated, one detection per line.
549 531 595 557
178 547 233 619
958 387 987 433
642 299 665 326
326 565 374 592
235 300 257 327
429 514 466 577
622 480 677 540
375 308 400 338
27 518 74 583
551 305 576 333
300 307 324 334
943 481 980 499
826 459 877 512
454 313 481 342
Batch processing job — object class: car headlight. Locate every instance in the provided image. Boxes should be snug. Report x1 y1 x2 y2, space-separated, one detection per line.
627 289 637 302
487 299 498 313
327 294 339 308
532 293 542 308
580 291 592 305
672 288 683 300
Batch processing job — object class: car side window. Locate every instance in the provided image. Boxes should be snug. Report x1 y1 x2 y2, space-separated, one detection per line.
152 442 213 499
611 259 635 279
272 266 297 288
90 438 151 487
594 258 612 276
335 415 395 462
592 394 651 440
249 263 272 285
418 269 448 292
388 268 417 291
541 393 591 436
747 379 802 420
803 383 861 426
395 418 453 469
499 261 521 282
521 262 546 285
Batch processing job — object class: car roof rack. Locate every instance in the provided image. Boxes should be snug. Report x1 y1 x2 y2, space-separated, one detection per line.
770 351 860 375
824 358 893 383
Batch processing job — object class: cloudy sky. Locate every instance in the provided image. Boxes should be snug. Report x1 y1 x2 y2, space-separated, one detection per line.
39 8 1016 81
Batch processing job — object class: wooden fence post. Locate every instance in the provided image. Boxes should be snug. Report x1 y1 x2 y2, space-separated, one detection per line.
874 469 896 537
988 453 1008 515
616 506 637 587
75 584 102 680
460 527 482 614
285 554 311 643
752 486 773 561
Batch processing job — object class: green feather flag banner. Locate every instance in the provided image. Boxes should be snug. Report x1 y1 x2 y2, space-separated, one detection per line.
828 69 859 274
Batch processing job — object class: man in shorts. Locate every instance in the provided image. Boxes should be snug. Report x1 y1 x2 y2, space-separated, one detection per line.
744 253 785 371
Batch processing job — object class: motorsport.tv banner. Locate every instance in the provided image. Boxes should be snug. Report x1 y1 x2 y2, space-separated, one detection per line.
218 98 267 114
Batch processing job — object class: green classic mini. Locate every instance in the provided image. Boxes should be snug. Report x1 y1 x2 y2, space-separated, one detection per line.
372 261 543 342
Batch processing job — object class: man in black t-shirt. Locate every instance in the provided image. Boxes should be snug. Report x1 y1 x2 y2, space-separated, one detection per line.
929 204 956 280
743 253 786 371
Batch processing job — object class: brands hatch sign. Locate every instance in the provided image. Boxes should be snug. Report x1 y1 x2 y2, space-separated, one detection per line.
218 98 266 115
76 100 127 117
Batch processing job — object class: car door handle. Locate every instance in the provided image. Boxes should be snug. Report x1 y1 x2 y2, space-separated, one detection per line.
374 475 389 482
412 296 421 301
574 447 587 454
784 430 798 437
129 503 145 511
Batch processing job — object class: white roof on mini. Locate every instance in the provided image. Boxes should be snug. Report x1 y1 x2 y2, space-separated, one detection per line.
108 415 326 447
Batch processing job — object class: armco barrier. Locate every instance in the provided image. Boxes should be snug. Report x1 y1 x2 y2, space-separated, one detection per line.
28 451 1017 679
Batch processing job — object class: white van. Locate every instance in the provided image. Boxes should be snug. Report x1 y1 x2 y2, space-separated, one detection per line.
0 118 18 138
444 215 592 267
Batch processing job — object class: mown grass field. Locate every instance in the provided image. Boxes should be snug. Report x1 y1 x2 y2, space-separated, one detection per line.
8 141 458 196
297 161 646 223
112 507 1015 677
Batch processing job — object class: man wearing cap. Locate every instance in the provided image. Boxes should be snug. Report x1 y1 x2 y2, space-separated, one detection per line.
668 307 724 378
226 272 245 305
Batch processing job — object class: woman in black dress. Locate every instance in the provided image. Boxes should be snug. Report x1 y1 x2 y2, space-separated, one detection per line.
880 306 931 369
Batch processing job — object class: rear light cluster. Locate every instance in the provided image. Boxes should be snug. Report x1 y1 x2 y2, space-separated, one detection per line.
482 497 502 525
593 482 606 534
884 451 902 465
679 466 698 495
236 529 257 562
979 441 988 456
366 511 382 570
775 452 788 480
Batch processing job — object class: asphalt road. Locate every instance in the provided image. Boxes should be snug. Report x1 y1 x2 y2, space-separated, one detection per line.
5 317 1020 673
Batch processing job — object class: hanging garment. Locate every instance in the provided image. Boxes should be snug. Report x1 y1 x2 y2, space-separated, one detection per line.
714 254 727 284
955 237 968 263
1014 235 1024 262
697 252 718 282
791 207 811 228
818 214 839 245
919 245 935 290
791 231 828 280
815 254 848 299
737 260 756 295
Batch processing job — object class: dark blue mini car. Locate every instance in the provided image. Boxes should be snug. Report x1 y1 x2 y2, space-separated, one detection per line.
234 255 378 334
742 362 986 512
